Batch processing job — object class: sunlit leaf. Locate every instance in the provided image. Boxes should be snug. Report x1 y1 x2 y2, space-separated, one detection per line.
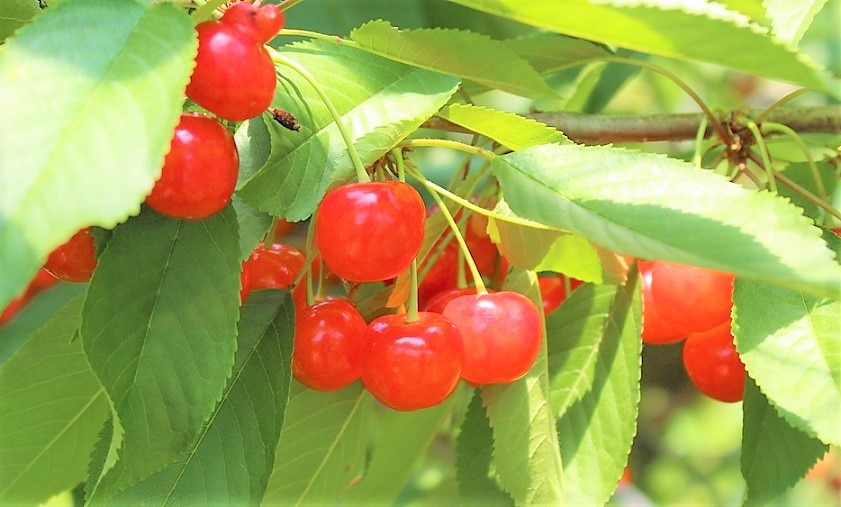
763 0 828 45
436 104 568 151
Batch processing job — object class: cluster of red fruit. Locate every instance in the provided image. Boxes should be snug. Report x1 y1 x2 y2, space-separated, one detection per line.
237 180 545 411
640 260 745 402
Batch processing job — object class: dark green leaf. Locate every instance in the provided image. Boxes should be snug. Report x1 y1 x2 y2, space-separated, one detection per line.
483 270 564 505
503 33 611 75
82 207 241 497
234 117 275 261
493 144 841 299
350 20 555 99
0 0 196 308
98 291 295 505
733 279 841 446
456 390 514 506
0 295 109 505
553 275 642 505
0 0 39 43
742 378 828 505
237 40 459 221
265 383 370 505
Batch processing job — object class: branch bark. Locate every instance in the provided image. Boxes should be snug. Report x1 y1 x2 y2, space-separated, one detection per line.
423 106 841 144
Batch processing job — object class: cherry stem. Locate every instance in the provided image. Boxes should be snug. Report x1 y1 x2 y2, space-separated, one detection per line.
278 28 353 44
403 138 496 161
742 119 778 193
755 88 808 124
599 56 731 145
305 212 317 307
761 121 828 201
276 0 305 11
424 183 487 295
692 116 710 168
405 259 421 323
269 50 370 183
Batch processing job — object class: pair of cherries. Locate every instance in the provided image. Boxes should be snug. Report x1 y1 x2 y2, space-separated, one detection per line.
147 2 284 220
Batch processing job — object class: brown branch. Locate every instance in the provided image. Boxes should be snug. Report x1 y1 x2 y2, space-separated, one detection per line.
423 106 841 144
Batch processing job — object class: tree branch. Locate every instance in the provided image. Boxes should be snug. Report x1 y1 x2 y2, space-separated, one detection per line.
423 106 841 144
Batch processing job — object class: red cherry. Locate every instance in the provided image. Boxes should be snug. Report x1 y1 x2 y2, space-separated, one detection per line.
221 2 284 44
30 268 59 292
0 268 59 326
682 320 746 402
422 287 483 314
418 241 459 308
638 261 685 345
443 291 542 385
465 212 509 284
1 296 27 326
240 262 252 303
245 242 307 307
146 113 239 220
293 299 369 391
316 181 426 282
362 312 463 411
185 19 276 121
648 261 734 335
45 228 97 283
537 274 582 314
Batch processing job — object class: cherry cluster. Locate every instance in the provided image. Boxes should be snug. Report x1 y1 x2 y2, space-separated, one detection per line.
639 260 746 402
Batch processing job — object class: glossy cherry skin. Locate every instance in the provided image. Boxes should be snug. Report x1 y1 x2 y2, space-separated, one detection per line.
185 19 276 121
423 287 482 314
316 181 426 282
443 291 542 385
682 320 746 402
221 2 285 44
638 261 686 345
537 274 583 314
146 114 239 220
362 312 463 411
45 228 97 282
418 241 459 308
293 299 369 391
648 261 734 335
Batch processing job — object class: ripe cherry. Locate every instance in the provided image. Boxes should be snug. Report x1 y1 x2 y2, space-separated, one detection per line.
638 261 685 345
648 261 734 335
362 312 463 411
443 291 542 385
537 274 583 314
222 2 285 44
146 113 239 220
418 241 459 308
45 228 97 282
422 287 483 314
1 296 27 326
465 212 507 283
682 320 746 402
316 181 426 282
185 18 276 121
293 299 369 391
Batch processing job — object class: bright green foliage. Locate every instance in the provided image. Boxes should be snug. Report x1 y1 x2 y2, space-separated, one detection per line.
436 104 569 151
494 144 841 299
503 33 612 75
487 201 627 285
0 296 108 505
0 0 39 42
0 0 196 308
236 40 459 221
265 384 370 505
552 277 642 505
234 118 275 260
733 279 841 446
81 207 241 497
483 271 565 505
456 391 514 506
741 379 828 505
344 395 459 504
350 20 555 99
449 0 835 94
94 291 295 505
763 0 827 44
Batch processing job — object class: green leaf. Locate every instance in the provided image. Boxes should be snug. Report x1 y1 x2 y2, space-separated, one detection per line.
0 0 39 43
503 33 611 75
96 291 295 505
483 270 564 505
733 279 841 446
776 161 838 222
741 378 828 505
0 295 109 505
449 0 835 94
234 117 275 261
350 20 555 99
487 200 627 285
81 207 241 497
763 0 827 45
553 275 642 506
436 104 569 151
0 282 86 365
264 383 370 505
493 144 841 299
0 0 196 308
345 396 459 505
237 40 459 221
456 391 514 507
